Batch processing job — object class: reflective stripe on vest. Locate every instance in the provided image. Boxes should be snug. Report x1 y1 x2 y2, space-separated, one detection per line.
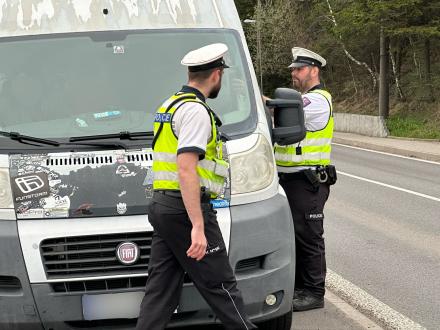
152 93 228 197
275 89 333 167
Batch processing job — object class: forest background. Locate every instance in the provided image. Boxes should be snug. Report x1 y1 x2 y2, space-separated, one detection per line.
235 0 440 139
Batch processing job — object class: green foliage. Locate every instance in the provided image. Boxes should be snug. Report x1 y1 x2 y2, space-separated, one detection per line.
243 0 305 93
391 26 440 37
328 0 440 44
234 0 440 135
234 0 256 21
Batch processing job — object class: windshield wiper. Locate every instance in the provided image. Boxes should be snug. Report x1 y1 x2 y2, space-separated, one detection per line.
0 131 149 149
69 131 154 142
65 141 128 149
0 131 60 146
0 130 128 149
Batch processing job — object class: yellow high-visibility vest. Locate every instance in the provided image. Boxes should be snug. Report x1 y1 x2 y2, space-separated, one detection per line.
275 89 333 166
152 92 228 198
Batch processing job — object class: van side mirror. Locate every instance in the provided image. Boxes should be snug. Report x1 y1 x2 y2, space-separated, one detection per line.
266 88 306 145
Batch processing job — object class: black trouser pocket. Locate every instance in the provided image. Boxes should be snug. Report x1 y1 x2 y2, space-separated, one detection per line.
203 206 226 256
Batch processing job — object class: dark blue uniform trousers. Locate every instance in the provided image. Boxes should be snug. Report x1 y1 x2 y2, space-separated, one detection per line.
280 176 330 297
136 193 256 330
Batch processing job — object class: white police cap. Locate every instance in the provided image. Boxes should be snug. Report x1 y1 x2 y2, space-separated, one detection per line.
181 43 229 72
288 47 326 68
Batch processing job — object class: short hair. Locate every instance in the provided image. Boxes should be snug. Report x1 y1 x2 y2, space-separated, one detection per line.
188 67 219 83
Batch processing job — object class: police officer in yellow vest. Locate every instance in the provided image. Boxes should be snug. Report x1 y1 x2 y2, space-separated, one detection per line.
136 43 256 330
274 47 337 311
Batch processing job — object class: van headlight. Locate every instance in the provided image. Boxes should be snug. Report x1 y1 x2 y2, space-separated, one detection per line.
0 168 14 208
230 135 275 195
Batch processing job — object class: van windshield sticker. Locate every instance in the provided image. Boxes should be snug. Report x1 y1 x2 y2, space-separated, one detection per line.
113 45 125 54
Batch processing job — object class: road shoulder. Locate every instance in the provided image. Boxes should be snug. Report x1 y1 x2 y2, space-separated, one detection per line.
292 290 382 330
333 132 440 162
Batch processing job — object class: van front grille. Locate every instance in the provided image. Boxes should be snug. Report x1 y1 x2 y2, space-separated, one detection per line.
40 232 152 279
50 274 192 293
50 276 147 293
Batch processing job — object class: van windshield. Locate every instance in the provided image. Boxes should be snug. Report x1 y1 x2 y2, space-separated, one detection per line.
0 29 256 141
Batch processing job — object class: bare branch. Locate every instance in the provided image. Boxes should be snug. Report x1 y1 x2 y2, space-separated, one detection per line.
326 0 377 90
409 37 422 80
388 44 405 100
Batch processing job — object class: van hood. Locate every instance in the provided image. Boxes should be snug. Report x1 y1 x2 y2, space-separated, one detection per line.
0 0 243 38
9 149 153 219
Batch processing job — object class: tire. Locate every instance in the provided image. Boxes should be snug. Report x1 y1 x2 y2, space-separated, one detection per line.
257 311 292 330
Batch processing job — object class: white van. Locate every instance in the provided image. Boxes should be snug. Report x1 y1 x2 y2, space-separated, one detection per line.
0 1 304 329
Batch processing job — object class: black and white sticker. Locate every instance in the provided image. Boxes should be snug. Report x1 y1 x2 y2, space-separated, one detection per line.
12 172 50 203
116 202 127 215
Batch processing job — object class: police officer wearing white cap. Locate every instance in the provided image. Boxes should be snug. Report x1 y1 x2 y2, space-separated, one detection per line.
270 47 336 311
136 43 256 330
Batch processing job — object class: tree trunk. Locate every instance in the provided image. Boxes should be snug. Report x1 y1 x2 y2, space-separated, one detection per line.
379 28 389 118
422 38 434 101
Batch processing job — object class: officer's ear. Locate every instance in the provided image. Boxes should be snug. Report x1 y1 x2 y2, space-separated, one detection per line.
211 68 222 83
311 66 320 77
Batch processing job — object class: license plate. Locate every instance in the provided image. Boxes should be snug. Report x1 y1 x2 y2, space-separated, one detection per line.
82 292 144 320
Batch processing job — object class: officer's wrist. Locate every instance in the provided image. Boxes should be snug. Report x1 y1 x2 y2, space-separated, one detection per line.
192 222 204 230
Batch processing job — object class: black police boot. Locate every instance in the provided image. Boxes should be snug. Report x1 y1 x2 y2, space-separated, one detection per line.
293 288 305 300
292 293 324 312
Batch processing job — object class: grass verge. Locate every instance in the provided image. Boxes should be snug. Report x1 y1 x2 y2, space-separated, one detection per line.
386 115 440 140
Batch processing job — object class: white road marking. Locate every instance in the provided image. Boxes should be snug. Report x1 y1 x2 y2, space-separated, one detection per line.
333 143 440 165
338 171 440 203
327 269 426 330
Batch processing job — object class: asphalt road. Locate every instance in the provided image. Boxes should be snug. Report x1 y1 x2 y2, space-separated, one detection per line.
182 143 440 330
326 144 440 329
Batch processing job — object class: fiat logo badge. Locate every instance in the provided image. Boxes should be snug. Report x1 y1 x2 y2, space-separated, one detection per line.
116 242 140 265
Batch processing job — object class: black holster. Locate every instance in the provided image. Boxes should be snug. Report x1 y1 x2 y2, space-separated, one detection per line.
303 165 337 189
325 165 337 185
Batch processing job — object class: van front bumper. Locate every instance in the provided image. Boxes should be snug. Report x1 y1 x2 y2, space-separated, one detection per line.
0 221 43 330
1 192 294 329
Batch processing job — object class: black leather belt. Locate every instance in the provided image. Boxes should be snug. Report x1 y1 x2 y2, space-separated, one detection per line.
153 192 186 210
156 190 182 198
279 165 337 186
278 171 308 181
154 189 211 204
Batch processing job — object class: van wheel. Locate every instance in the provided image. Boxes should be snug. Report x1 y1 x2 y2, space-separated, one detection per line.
257 311 292 330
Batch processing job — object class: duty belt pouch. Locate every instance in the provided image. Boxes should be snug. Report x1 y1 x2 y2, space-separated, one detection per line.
303 169 320 192
325 165 337 185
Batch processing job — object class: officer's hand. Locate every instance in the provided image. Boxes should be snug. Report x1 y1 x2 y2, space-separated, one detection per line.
262 94 272 104
187 226 207 261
